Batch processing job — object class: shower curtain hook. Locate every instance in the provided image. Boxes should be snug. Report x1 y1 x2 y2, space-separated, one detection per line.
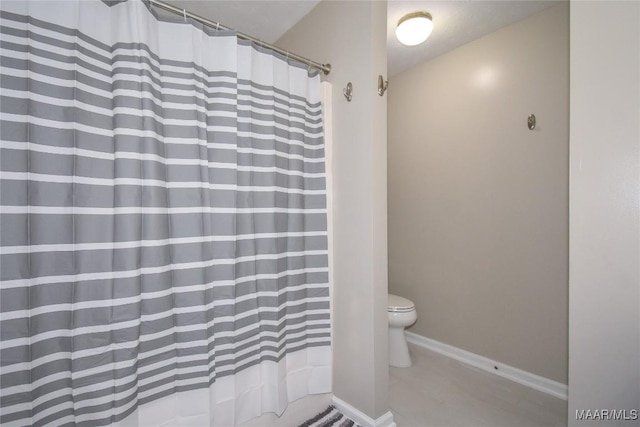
216 22 220 31
182 8 187 22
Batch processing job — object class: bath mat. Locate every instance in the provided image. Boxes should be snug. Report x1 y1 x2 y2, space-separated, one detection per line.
297 405 361 427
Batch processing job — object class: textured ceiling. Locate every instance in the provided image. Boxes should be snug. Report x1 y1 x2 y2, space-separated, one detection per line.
160 1 561 76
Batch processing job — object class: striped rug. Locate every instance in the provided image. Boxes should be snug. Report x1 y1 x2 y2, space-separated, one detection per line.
298 406 361 427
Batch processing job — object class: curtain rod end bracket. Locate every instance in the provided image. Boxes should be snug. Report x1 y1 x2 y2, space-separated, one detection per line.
322 64 331 76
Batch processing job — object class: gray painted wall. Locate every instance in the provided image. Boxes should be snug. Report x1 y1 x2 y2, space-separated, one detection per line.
278 0 390 420
569 1 640 424
388 4 569 383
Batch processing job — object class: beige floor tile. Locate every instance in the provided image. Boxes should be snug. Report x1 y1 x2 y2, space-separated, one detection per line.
520 388 568 419
392 411 419 427
241 343 567 427
389 343 568 427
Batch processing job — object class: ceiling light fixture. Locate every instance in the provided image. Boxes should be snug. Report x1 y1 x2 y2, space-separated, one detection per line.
396 12 433 46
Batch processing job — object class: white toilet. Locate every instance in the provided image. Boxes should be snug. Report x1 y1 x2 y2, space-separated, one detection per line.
388 294 417 367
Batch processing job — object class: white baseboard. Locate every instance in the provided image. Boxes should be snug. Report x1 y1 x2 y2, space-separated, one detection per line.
331 396 396 427
405 331 568 400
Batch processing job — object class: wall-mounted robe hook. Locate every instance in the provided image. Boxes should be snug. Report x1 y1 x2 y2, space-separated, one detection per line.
527 114 536 130
343 82 353 102
378 75 388 96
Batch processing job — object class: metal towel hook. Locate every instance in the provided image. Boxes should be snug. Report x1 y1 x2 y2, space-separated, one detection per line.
378 75 388 96
343 82 353 102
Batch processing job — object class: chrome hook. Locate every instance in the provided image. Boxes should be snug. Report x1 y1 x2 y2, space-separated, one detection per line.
378 75 388 96
343 82 353 102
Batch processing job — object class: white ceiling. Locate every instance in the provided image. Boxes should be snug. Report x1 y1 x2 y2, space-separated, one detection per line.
163 0 320 44
161 0 561 76
387 1 561 75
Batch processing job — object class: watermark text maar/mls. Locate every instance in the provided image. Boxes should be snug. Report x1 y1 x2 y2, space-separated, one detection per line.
576 409 638 421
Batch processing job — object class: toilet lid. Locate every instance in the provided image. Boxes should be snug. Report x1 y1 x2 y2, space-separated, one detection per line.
388 294 415 312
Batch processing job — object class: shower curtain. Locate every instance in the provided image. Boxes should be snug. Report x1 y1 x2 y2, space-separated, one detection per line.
0 1 331 426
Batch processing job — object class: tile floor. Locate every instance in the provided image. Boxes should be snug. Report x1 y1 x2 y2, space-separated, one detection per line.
390 343 568 427
242 342 568 427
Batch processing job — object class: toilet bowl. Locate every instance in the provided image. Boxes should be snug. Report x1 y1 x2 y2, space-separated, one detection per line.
388 294 417 368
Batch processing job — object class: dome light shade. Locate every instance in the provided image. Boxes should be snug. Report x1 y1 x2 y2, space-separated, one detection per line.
396 12 433 46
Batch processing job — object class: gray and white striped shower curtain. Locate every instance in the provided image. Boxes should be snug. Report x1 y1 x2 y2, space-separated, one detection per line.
0 1 331 425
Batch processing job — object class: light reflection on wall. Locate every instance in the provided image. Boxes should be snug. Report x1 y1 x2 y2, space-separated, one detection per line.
474 65 499 89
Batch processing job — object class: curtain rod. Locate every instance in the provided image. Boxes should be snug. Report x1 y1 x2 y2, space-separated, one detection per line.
147 0 331 75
